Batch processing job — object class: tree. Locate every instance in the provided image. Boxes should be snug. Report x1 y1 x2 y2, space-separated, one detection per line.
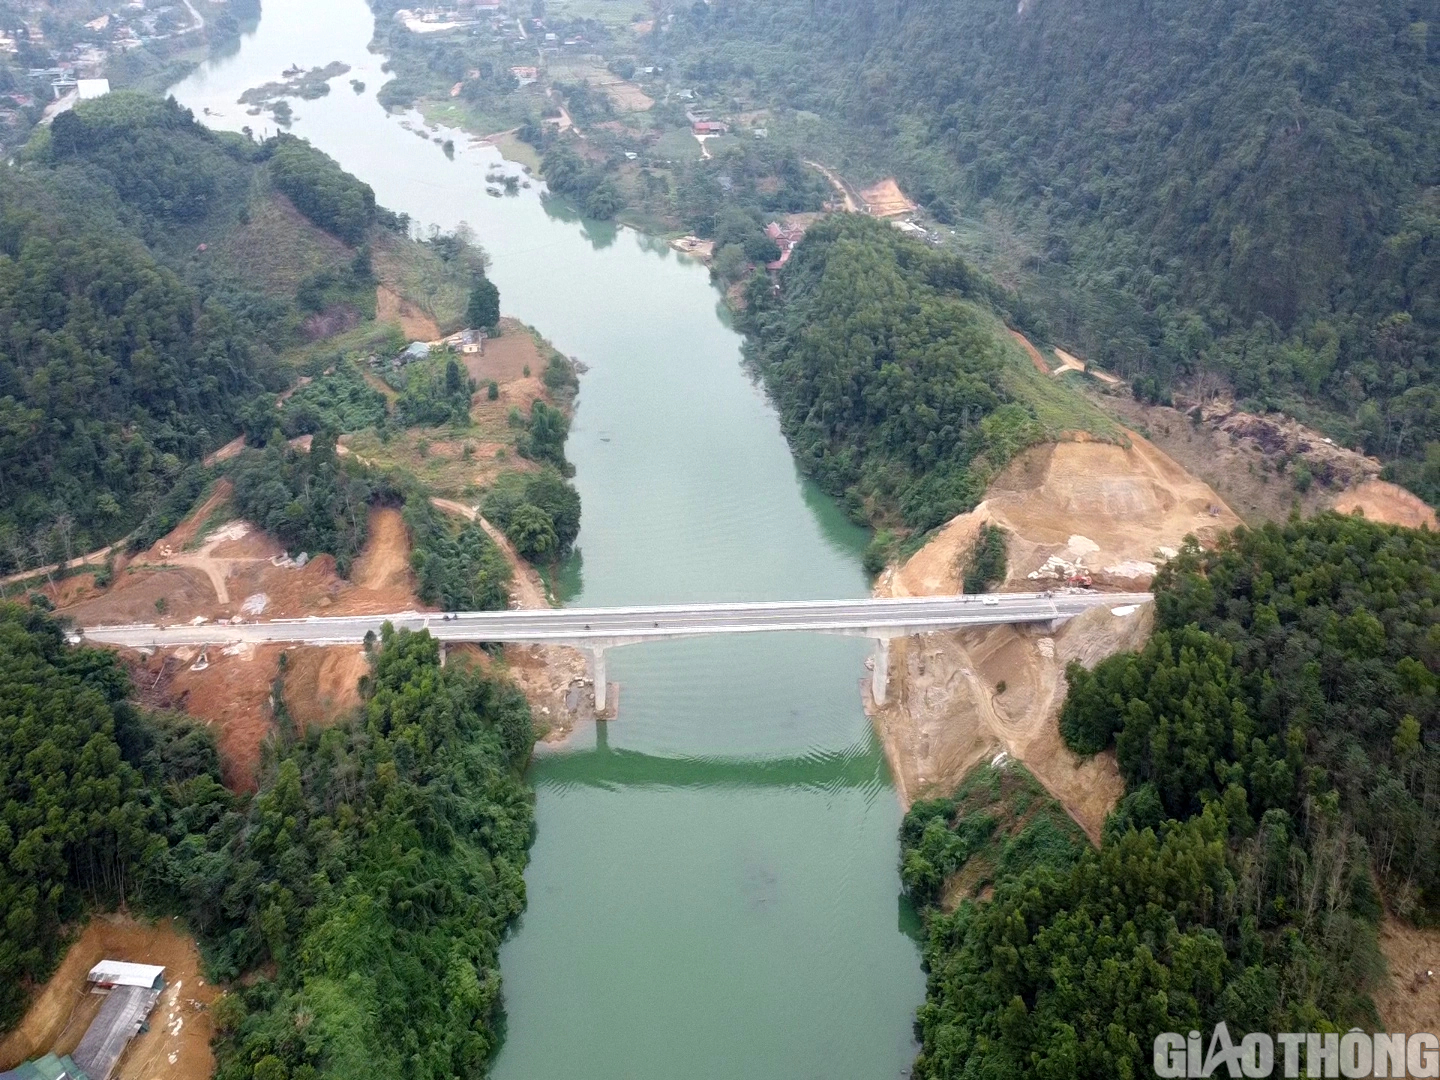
467 275 500 330
505 503 558 561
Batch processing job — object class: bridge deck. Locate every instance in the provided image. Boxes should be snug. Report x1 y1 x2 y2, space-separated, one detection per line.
80 592 1152 649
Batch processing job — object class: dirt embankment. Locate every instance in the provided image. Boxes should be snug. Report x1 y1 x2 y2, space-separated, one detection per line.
55 322 588 781
859 178 916 217
869 434 1240 841
1099 391 1429 527
1334 479 1438 530
1375 916 1440 1038
0 915 216 1080
58 505 425 790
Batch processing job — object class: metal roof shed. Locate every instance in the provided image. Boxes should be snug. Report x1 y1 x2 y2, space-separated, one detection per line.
85 961 164 989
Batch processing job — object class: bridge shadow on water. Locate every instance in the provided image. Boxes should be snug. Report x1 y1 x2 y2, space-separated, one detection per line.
530 721 890 796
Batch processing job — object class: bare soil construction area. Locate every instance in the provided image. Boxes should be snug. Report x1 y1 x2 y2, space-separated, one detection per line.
869 435 1240 839
57 505 425 789
859 178 916 217
0 915 216 1080
51 320 584 786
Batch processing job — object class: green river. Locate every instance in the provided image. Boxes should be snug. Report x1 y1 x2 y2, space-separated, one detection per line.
170 5 925 1075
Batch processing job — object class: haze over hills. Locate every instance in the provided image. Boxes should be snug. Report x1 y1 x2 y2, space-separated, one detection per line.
0 4 1437 1078
661 0 1440 497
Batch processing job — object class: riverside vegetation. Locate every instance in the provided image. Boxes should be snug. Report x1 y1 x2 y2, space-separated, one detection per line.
376 0 1440 503
0 89 585 1075
901 514 1440 1077
0 89 582 600
0 92 391 572
0 605 535 1078
654 0 1440 503
737 213 1104 538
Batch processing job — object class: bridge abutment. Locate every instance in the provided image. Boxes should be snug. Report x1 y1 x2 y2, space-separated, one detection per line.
871 637 890 706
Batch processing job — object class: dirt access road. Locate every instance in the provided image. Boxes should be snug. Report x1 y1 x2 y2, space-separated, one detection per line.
429 497 593 736
804 160 859 212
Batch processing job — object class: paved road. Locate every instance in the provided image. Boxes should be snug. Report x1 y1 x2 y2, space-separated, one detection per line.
79 592 1152 649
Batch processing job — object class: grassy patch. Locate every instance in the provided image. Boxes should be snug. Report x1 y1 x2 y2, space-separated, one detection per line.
987 310 1123 442
420 99 517 140
493 131 542 171
342 425 532 500
654 126 704 162
282 321 408 377
211 177 354 295
544 0 651 30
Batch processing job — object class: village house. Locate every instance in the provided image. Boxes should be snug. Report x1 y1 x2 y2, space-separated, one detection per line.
765 220 806 271
510 65 538 85
692 119 728 135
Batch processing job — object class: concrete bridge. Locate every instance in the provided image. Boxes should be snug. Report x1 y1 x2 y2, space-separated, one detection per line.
80 591 1151 710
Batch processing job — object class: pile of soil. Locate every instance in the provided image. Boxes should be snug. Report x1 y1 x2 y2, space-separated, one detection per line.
869 434 1239 839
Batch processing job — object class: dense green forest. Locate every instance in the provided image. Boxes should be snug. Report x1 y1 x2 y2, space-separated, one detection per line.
404 497 512 612
0 602 200 1026
740 214 1054 530
481 467 583 563
268 133 378 245
903 514 1439 1077
0 92 422 574
0 605 536 1076
653 0 1440 500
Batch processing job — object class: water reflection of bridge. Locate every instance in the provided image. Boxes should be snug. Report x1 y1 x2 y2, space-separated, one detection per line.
534 739 888 794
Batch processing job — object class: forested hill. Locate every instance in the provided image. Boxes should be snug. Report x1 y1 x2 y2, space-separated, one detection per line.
0 93 401 572
903 513 1440 1076
740 213 1114 535
663 0 1440 499
0 605 536 1075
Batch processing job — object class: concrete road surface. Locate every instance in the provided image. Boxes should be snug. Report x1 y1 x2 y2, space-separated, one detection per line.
79 592 1153 649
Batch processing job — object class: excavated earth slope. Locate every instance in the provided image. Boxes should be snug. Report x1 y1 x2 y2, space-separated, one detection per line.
869 433 1240 840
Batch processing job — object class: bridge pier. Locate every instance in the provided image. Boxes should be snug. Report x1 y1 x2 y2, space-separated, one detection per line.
871 637 890 706
590 646 607 713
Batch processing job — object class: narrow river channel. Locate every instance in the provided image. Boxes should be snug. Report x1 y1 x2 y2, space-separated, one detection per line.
170 5 925 1075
